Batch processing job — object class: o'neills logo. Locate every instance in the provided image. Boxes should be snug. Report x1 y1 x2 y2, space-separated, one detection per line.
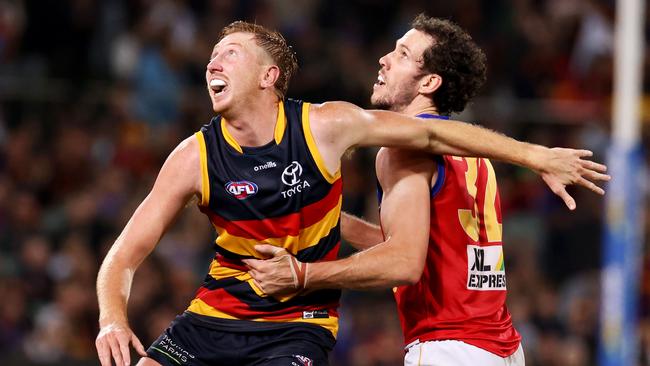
254 161 277 172
225 181 258 200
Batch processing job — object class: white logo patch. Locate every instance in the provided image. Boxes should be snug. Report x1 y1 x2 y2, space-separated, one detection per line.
281 161 310 198
466 245 507 291
282 161 303 186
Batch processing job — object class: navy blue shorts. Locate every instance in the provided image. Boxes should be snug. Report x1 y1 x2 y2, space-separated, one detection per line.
146 312 334 366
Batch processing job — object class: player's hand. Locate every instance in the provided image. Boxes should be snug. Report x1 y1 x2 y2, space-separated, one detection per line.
537 147 610 210
244 244 307 296
95 322 146 366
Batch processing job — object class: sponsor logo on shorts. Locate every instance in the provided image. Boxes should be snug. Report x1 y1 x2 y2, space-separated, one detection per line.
302 310 329 319
292 354 313 366
466 245 507 291
225 181 258 199
151 334 196 364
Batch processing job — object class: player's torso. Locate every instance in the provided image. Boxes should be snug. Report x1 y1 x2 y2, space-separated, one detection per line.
188 99 342 338
381 149 520 356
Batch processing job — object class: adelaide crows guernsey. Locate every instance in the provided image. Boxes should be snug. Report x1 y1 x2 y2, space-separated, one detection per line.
187 99 342 338
380 114 521 357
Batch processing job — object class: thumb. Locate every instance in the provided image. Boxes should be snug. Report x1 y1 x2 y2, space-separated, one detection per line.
131 333 147 356
255 244 288 258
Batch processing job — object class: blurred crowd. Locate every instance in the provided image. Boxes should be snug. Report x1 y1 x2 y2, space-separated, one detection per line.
0 0 649 365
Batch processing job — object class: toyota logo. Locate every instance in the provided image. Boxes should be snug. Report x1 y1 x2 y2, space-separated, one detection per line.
281 161 303 186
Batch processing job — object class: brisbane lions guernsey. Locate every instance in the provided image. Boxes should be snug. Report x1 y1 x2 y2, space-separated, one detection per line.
383 114 521 357
187 99 342 339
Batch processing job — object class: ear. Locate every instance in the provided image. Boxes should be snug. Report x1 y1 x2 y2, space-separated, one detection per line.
260 65 281 89
418 74 442 95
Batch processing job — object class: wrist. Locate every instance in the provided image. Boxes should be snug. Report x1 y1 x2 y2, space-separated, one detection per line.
522 143 548 172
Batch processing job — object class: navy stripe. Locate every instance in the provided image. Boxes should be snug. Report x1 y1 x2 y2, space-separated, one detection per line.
295 223 340 262
201 275 340 311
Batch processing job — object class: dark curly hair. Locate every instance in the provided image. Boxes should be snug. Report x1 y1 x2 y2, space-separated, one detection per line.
412 14 487 115
219 21 298 98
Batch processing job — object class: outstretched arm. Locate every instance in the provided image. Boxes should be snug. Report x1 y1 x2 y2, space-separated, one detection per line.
340 212 384 250
245 148 432 292
309 101 609 209
95 136 202 366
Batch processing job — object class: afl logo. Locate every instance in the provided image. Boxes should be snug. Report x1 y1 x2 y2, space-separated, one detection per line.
225 181 258 200
281 161 303 186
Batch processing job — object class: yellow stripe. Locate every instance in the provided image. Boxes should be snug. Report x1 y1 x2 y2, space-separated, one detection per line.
274 101 286 144
187 299 339 337
301 103 341 183
212 197 342 257
194 131 210 206
220 119 244 153
208 260 299 302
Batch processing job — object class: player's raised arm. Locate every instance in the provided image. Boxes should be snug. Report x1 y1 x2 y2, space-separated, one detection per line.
309 101 610 209
95 136 202 366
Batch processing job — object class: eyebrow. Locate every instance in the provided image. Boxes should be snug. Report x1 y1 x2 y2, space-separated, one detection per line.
396 42 411 54
212 42 244 54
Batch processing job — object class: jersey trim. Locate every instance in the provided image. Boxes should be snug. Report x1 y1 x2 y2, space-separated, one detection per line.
219 101 286 154
194 131 210 206
301 103 341 183
187 299 339 337
274 101 286 144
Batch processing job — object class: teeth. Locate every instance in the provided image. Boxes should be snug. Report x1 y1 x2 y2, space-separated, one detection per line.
210 79 227 87
377 74 385 84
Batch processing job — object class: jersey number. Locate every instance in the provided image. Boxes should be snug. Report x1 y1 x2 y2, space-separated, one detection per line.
453 157 502 242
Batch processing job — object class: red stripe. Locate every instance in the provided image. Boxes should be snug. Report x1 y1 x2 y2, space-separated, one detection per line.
207 178 342 240
196 286 339 320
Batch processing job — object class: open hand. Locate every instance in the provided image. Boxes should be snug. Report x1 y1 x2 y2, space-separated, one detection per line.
95 322 146 366
538 148 610 210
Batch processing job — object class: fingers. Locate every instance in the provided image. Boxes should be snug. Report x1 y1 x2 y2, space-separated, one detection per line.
242 258 261 270
132 334 147 357
577 177 605 195
554 185 576 210
96 339 113 366
107 335 125 366
580 159 608 173
582 169 611 183
574 149 593 158
119 335 131 366
254 244 287 258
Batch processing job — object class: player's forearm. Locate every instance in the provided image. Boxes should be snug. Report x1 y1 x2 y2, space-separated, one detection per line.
97 249 135 327
429 120 546 171
341 212 383 250
306 240 422 290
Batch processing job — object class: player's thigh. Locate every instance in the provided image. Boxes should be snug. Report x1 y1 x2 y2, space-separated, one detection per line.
405 340 518 366
136 357 163 366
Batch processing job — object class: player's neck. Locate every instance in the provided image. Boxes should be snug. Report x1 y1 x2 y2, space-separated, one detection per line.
222 94 281 147
395 99 439 117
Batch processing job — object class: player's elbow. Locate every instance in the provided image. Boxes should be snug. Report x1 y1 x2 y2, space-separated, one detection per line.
394 257 425 286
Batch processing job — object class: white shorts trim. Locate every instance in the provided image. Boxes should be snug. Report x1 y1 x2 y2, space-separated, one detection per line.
404 340 525 366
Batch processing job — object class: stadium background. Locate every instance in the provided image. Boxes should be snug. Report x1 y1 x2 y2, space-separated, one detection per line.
0 0 648 365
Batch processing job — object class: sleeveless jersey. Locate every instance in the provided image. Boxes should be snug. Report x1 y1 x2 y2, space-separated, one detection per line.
187 99 342 338
381 114 521 357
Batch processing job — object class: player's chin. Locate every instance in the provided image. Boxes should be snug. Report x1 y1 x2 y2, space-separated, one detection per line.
370 95 391 111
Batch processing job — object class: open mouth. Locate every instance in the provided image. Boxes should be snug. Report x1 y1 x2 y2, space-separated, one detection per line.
210 79 228 96
374 74 386 87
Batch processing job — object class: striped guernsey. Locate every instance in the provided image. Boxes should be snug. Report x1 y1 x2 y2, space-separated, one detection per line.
187 99 342 338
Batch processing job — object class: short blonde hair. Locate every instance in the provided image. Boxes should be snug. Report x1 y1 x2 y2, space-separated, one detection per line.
219 21 298 98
